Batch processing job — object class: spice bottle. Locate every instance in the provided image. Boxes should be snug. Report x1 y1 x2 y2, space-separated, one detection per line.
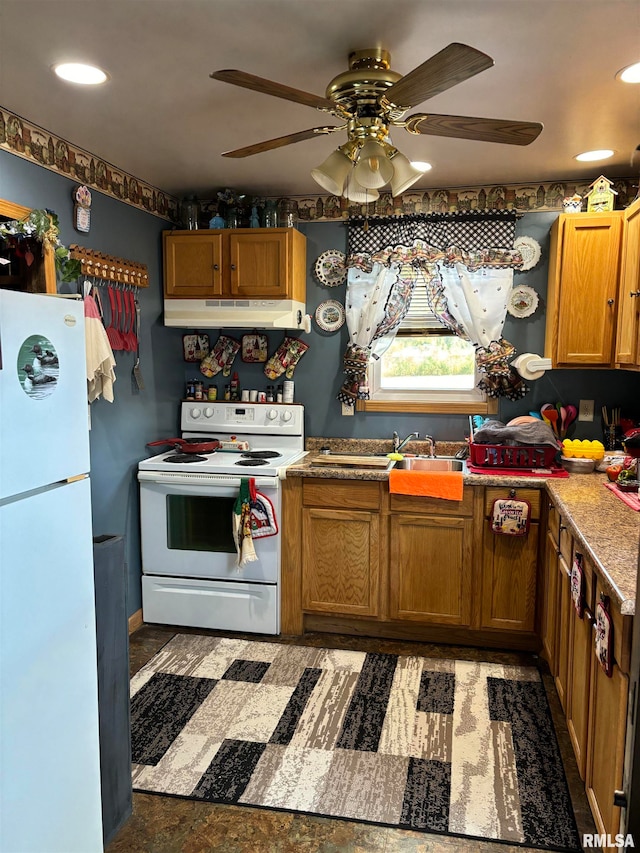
266 385 275 403
194 381 204 401
276 386 283 404
224 384 231 401
207 385 217 401
230 371 240 401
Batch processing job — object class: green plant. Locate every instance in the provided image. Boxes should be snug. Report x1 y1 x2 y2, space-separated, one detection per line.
0 208 81 283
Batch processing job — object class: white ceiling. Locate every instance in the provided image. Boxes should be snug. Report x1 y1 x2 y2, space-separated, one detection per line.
1 0 639 201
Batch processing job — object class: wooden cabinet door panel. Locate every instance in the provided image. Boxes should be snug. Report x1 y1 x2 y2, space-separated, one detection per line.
566 605 592 780
541 529 560 674
554 555 572 713
229 232 288 297
481 522 539 632
302 508 379 617
615 196 640 365
389 514 473 626
164 233 223 297
586 655 628 838
555 215 622 365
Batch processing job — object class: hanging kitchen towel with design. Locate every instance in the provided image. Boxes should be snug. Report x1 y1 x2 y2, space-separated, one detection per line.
595 596 614 677
571 552 585 618
248 478 278 538
232 478 257 568
490 496 531 535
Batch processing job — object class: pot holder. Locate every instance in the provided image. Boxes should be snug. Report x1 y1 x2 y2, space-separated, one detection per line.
241 332 268 363
183 332 209 363
248 478 278 538
571 552 585 618
200 334 240 378
595 596 614 677
232 478 257 568
490 497 531 535
264 336 309 380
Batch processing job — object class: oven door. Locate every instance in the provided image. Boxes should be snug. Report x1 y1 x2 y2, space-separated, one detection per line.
138 472 280 583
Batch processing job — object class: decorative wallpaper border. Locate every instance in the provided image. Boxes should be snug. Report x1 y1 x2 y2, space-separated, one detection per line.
1 106 637 223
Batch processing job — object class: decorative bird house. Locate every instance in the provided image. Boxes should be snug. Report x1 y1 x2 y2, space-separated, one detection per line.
585 175 618 212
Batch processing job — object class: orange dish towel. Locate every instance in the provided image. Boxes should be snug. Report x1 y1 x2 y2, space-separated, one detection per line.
388 469 464 501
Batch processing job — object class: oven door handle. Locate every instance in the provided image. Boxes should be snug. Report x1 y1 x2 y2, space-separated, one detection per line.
137 471 280 491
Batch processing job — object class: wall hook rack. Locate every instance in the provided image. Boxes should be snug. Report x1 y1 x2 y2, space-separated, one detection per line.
69 245 149 288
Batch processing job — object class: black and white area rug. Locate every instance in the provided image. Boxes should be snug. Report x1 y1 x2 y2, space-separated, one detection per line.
130 634 581 851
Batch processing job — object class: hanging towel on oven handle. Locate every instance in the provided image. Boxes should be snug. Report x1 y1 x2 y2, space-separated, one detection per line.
249 478 279 538
232 478 257 567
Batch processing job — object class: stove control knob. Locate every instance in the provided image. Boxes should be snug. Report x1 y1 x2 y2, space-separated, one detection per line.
190 408 201 419
203 407 214 418
266 409 278 420
282 410 292 422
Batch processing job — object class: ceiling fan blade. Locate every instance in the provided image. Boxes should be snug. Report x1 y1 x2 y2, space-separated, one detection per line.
404 113 543 145
211 69 339 113
385 43 494 109
222 126 343 158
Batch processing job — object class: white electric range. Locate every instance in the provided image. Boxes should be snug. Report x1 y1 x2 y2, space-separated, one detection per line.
138 402 306 634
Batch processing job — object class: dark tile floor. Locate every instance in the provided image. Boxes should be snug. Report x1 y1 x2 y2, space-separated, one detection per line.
107 625 595 853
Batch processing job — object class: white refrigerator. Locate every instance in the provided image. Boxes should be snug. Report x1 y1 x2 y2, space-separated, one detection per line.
0 290 103 852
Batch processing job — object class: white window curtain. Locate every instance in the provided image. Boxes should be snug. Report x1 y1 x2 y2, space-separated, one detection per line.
338 211 529 405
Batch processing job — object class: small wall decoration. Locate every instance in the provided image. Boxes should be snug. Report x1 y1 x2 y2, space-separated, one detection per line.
507 284 539 318
182 332 210 363
314 250 347 286
72 185 92 233
513 236 541 271
585 175 617 212
241 332 268 363
315 299 346 332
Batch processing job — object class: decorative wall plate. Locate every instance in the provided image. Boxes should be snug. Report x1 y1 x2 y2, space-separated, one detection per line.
315 299 345 332
513 236 542 271
507 284 539 318
314 250 347 286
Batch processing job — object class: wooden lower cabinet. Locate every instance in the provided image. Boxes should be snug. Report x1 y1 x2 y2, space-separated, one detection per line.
301 506 380 617
541 528 560 674
480 521 539 632
585 654 629 838
554 554 572 713
566 599 593 779
389 513 473 626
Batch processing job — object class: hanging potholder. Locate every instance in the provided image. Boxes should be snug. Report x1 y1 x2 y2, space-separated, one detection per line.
570 553 585 618
183 333 210 362
241 332 268 363
248 478 278 538
595 597 614 677
490 498 531 535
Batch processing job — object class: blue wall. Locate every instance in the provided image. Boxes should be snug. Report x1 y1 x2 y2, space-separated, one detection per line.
3 149 639 617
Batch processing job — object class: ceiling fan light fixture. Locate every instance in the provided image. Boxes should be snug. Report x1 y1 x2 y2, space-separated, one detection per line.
342 173 380 203
354 139 394 188
389 151 428 196
311 147 354 195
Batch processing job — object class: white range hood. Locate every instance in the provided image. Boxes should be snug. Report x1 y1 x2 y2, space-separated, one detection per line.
164 298 311 332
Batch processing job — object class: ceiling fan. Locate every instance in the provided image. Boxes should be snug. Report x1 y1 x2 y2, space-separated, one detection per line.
210 43 543 199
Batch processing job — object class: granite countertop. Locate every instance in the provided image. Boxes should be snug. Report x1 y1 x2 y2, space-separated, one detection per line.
285 438 640 615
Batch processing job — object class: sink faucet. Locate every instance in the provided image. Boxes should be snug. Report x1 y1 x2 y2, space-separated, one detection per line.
393 431 419 453
424 435 436 457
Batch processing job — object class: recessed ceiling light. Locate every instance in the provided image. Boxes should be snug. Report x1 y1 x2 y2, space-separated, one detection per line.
411 161 432 172
53 62 109 85
617 61 640 83
575 149 615 162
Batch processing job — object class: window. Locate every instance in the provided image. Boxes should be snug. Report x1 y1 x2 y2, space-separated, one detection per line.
359 271 496 414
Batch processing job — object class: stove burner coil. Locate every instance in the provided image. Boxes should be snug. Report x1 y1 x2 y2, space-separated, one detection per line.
241 451 282 460
165 453 207 463
235 458 269 466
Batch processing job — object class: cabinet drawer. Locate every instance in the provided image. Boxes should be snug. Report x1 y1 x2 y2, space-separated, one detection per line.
302 479 380 510
390 489 473 516
484 488 541 520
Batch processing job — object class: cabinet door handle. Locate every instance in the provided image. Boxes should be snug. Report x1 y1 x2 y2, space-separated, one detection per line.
213 264 219 270
607 299 615 306
230 264 237 271
631 291 640 298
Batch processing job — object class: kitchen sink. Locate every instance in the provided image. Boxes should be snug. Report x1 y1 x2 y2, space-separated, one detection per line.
395 457 465 472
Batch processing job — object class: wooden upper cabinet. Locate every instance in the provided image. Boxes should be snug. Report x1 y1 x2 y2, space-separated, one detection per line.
163 227 306 301
545 212 623 367
163 232 223 297
615 196 640 367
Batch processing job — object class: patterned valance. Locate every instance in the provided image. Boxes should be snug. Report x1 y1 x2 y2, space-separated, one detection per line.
347 210 519 257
